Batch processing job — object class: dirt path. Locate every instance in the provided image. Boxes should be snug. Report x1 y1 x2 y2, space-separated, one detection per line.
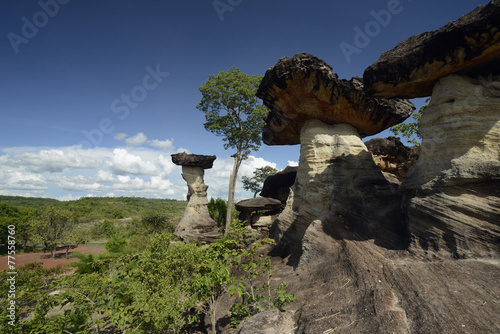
0 244 106 270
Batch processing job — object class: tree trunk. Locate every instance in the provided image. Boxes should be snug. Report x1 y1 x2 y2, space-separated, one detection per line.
225 156 241 235
51 245 56 258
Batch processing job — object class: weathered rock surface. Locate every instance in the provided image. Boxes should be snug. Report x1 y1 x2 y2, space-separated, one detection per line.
275 241 500 334
364 0 500 98
260 166 298 204
271 120 407 266
401 74 500 258
365 136 420 182
171 154 221 242
238 309 295 334
256 53 414 145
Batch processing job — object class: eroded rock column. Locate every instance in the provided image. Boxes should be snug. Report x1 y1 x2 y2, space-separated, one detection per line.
401 74 500 258
274 120 407 265
171 153 221 243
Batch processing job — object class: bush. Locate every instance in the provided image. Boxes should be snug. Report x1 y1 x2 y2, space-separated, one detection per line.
208 198 227 228
105 235 127 253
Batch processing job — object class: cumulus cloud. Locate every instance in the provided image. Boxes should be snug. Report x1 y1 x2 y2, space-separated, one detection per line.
8 148 100 173
107 148 158 175
287 160 299 167
125 132 148 146
1 170 47 190
148 138 174 150
0 145 281 201
114 132 128 140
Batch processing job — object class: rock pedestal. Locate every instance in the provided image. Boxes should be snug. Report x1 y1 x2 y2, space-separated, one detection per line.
272 120 406 265
171 153 221 243
256 53 413 266
401 74 500 258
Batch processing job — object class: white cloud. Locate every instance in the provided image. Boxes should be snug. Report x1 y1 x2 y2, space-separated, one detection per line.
0 145 282 201
114 132 128 140
94 170 115 183
125 132 148 146
8 148 100 173
287 160 299 167
149 138 174 150
107 148 158 175
1 170 47 190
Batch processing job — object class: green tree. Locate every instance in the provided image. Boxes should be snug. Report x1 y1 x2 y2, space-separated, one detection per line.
32 205 74 258
242 165 278 197
197 67 268 234
390 99 429 146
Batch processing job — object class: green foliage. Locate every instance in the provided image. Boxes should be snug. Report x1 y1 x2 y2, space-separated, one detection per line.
0 211 295 333
390 99 429 146
90 219 117 239
31 205 75 257
197 67 267 157
197 67 269 234
105 235 128 253
242 165 278 197
140 211 176 234
208 198 228 228
227 238 295 327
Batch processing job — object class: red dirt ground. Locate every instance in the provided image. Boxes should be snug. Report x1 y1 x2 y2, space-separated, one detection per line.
0 244 106 270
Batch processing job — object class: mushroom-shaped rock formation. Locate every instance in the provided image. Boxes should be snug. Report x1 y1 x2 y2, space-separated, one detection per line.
363 0 500 99
364 1 500 259
235 197 282 227
256 54 414 266
256 53 414 145
171 153 221 243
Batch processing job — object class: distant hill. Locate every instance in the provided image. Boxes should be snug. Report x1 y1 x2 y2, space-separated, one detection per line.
0 195 187 223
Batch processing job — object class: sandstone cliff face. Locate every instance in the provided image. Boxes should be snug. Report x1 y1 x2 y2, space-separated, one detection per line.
402 74 500 258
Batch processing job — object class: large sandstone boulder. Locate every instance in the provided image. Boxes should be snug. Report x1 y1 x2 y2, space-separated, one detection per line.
401 74 500 258
365 136 420 183
364 0 500 98
259 166 298 204
171 153 221 243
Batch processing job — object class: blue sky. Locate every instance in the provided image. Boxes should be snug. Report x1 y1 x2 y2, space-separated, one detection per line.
0 0 488 201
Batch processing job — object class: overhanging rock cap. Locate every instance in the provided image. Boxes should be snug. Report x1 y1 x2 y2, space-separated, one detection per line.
171 152 216 169
256 53 414 145
363 0 500 99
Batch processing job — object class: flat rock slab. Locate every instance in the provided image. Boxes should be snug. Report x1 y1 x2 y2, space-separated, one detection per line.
171 152 216 169
364 0 500 98
235 197 282 212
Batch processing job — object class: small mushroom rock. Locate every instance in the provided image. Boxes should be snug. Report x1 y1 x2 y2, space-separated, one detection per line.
171 153 221 243
235 197 282 226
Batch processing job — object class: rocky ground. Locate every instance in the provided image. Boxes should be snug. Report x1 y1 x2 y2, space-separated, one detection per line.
222 240 500 334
